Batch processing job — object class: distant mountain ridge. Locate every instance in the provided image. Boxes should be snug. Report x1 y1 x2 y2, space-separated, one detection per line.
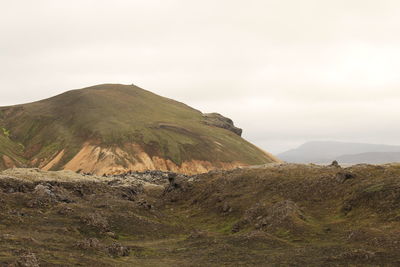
278 141 400 164
335 152 400 164
0 84 279 174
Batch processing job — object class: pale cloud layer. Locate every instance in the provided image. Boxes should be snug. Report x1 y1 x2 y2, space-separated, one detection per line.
1 0 400 153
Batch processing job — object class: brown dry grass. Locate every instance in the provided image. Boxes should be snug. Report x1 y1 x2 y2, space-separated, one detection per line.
1 163 400 266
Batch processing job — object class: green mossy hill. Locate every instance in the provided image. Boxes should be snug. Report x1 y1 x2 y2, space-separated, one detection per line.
0 84 277 172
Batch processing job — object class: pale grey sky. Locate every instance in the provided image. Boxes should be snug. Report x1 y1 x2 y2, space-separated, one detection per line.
1 0 400 153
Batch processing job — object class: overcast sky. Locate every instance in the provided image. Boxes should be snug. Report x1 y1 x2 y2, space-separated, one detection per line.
1 0 400 154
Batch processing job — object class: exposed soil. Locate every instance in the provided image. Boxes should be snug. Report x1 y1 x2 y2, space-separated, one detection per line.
62 142 245 175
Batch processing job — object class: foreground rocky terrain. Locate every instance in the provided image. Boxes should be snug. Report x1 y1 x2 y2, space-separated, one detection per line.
1 163 400 266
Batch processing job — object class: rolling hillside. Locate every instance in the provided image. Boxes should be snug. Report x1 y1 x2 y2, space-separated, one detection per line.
0 84 278 174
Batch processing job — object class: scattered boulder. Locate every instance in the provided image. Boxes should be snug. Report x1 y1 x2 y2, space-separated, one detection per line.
75 238 129 257
33 184 53 197
80 213 110 233
26 185 56 208
336 171 356 183
58 205 74 215
13 252 39 267
221 202 233 213
137 199 153 210
105 231 117 239
164 173 189 195
119 187 137 201
76 238 102 251
232 221 247 233
330 160 341 168
107 242 130 257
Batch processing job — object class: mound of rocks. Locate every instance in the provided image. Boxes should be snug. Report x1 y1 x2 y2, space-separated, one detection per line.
110 170 189 186
80 213 110 233
232 200 307 233
12 251 39 267
107 242 130 257
76 239 130 257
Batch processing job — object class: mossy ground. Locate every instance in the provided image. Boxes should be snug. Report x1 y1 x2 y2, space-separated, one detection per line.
1 164 400 266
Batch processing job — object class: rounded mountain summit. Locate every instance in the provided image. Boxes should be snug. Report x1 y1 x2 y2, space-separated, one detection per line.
0 84 279 174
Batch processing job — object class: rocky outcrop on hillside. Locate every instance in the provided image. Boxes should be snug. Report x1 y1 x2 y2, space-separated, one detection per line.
202 113 243 136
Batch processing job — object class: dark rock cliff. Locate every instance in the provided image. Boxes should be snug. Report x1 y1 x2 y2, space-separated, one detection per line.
202 113 243 136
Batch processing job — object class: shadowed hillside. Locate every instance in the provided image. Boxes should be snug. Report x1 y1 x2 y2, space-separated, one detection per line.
0 84 278 174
